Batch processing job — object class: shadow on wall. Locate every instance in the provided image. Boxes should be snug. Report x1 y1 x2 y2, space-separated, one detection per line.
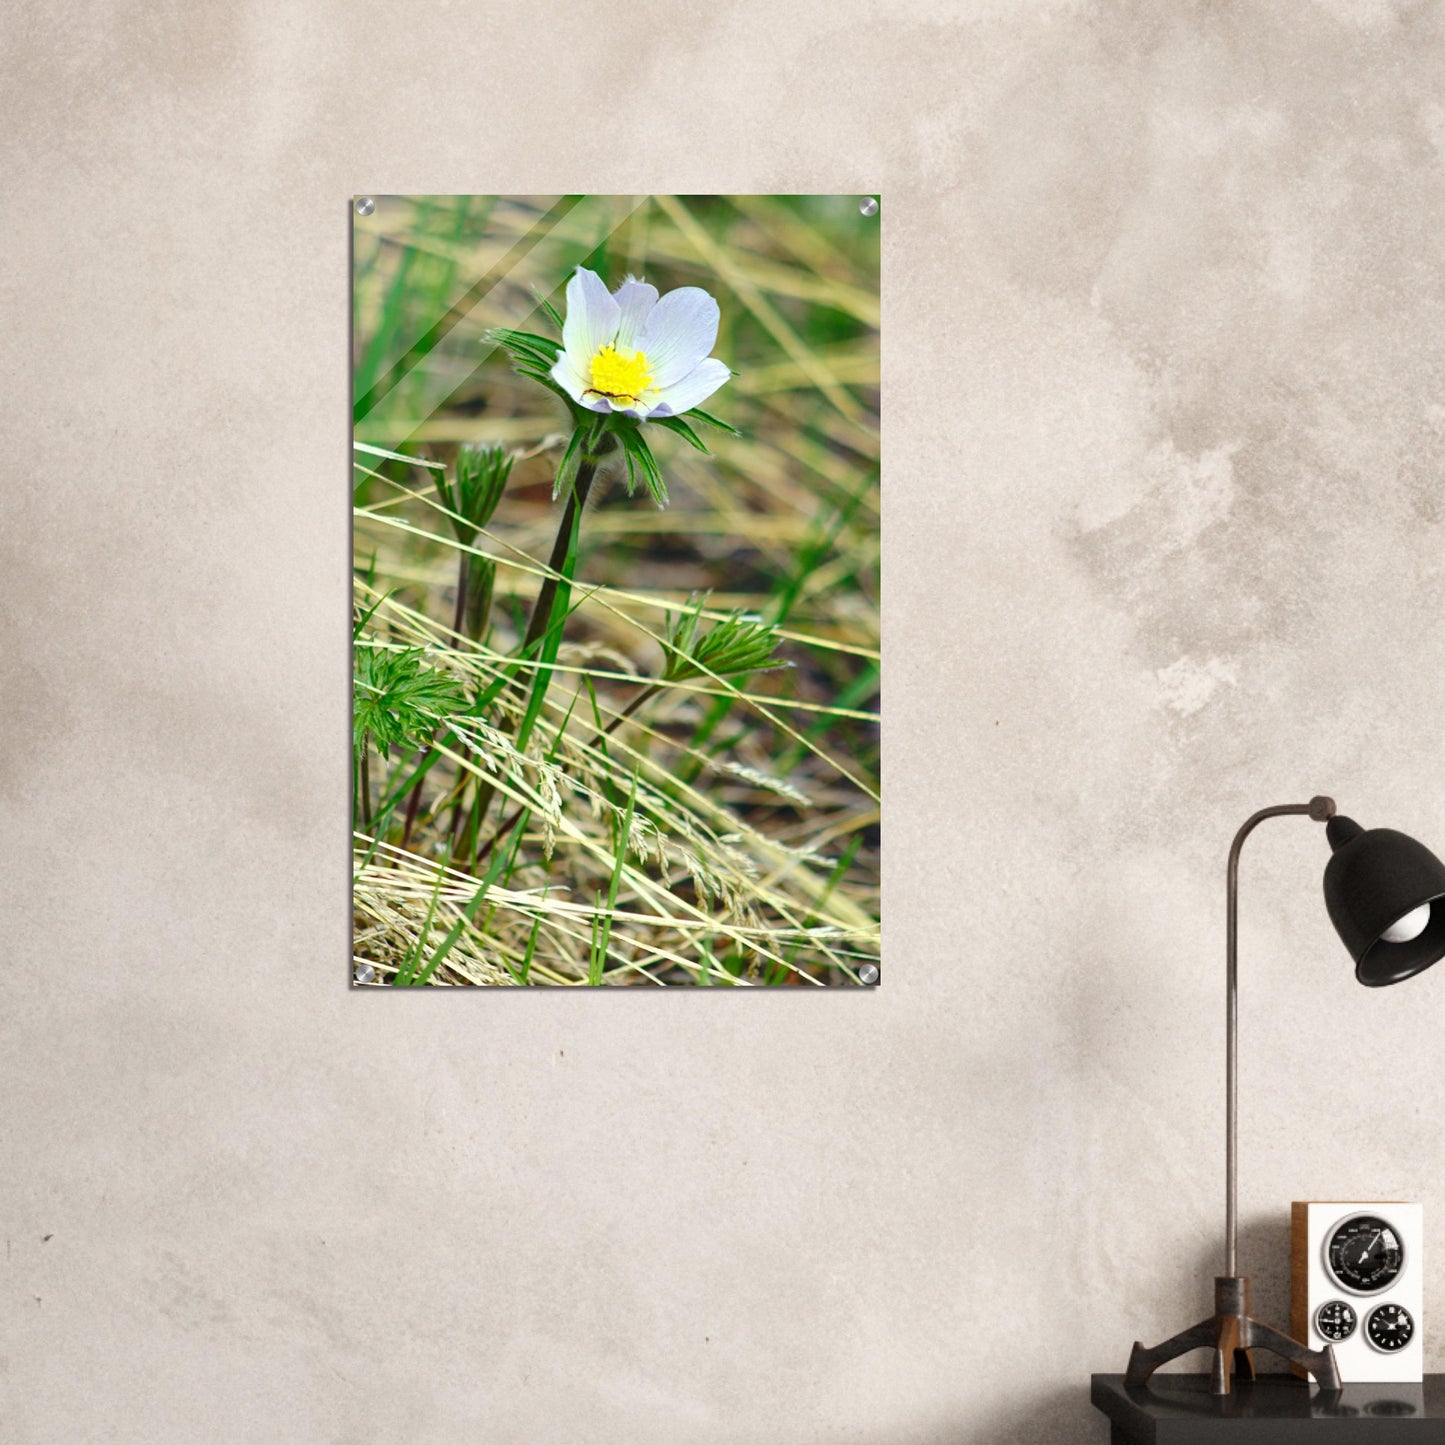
1174 1211 1295 1361
957 1382 1102 1445
1120 1209 1295 1372
1103 1213 1300 1369
1227 1211 1294 1353
956 1215 1296 1445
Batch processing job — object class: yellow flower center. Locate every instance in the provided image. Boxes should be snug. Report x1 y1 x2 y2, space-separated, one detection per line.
588 344 653 405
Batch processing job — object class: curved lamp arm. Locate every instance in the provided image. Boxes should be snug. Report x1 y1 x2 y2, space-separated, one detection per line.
1225 795 1336 1276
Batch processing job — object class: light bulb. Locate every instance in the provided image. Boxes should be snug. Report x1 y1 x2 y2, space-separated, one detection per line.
1381 902 1431 944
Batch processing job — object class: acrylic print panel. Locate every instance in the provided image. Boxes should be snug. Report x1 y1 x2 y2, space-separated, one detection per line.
352 195 879 986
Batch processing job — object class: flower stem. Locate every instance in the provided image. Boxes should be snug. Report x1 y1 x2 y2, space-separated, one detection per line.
451 551 468 639
400 761 426 846
359 746 373 828
461 432 604 866
520 455 598 658
399 551 490 851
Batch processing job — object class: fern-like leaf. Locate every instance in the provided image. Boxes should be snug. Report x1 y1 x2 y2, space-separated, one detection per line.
662 596 789 683
354 647 467 754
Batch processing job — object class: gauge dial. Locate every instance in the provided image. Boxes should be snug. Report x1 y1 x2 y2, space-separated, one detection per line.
1325 1214 1405 1294
1366 1303 1415 1353
1315 1300 1357 1342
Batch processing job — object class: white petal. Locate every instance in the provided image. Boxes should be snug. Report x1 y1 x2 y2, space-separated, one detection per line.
550 352 588 405
612 277 658 350
637 287 719 387
562 267 620 367
646 357 731 418
551 351 610 412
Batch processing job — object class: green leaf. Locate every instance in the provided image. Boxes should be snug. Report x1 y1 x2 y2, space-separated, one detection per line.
588 776 639 985
652 415 709 453
619 427 667 507
518 910 544 984
393 870 445 987
352 586 395 641
617 429 639 495
450 444 513 538
491 328 562 362
661 596 788 683
464 555 496 642
685 407 741 436
404 813 530 987
515 496 586 753
552 425 586 501
502 328 561 354
354 646 467 754
638 444 667 507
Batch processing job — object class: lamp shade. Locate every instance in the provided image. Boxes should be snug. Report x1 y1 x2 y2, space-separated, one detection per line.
1324 817 1445 986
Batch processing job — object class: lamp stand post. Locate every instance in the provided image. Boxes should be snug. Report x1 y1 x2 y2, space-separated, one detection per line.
1126 798 1343 1396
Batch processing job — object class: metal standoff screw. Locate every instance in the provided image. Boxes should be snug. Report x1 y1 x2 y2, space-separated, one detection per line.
859 964 880 985
859 196 879 217
354 197 375 216
354 963 376 985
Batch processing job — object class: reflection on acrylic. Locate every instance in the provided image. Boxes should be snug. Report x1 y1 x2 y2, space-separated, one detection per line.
352 195 880 987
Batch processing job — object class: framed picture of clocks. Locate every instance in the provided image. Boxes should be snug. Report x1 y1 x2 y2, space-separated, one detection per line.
1291 1200 1423 1383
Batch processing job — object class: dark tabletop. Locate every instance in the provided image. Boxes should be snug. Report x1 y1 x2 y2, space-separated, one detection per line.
1092 1375 1445 1442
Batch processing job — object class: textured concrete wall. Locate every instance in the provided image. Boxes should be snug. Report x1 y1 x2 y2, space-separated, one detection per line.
5 3 1445 1442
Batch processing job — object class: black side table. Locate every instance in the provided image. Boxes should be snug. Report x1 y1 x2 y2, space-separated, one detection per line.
1092 1374 1445 1442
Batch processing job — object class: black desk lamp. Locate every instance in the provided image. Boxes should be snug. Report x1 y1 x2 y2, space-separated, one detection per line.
1125 797 1445 1396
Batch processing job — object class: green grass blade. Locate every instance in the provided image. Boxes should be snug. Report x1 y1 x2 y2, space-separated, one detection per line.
408 812 530 987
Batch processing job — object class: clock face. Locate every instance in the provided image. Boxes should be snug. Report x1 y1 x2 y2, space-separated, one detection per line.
1315 1300 1357 1342
1325 1214 1405 1294
1366 1303 1415 1353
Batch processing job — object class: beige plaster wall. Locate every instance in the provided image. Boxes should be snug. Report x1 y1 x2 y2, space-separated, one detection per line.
4 2 1445 1441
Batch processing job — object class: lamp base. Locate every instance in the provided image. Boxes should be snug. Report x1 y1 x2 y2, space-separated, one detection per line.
1125 1276 1341 1395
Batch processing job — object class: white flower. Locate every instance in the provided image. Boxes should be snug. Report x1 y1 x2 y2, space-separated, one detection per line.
550 267 731 420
